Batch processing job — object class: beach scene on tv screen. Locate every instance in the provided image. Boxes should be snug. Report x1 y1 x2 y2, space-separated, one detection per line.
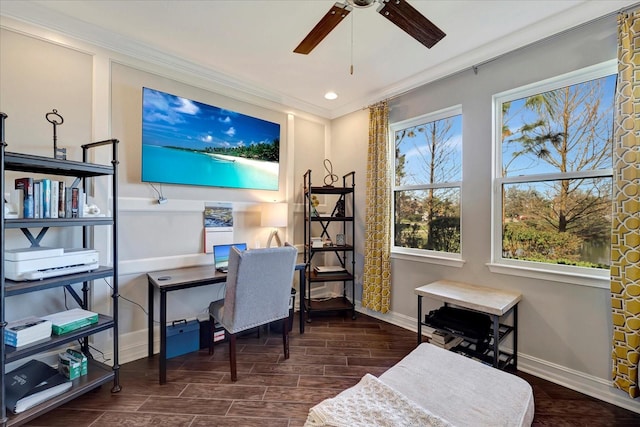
141 87 281 190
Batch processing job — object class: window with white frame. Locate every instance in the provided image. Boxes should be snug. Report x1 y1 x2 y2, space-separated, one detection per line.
493 61 615 278
390 106 463 257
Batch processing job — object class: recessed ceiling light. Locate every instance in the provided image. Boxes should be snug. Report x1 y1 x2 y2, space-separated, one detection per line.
324 91 338 100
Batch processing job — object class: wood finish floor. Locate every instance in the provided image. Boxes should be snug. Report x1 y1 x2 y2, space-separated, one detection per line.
24 313 640 426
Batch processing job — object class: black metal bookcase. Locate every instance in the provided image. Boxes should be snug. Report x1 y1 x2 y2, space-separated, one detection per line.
0 113 121 426
301 169 355 331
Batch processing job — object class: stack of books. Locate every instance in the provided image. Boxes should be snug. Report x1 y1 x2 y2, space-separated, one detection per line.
430 329 464 350
4 316 52 348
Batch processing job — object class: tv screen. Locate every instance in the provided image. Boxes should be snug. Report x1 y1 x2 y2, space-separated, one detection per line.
141 87 281 190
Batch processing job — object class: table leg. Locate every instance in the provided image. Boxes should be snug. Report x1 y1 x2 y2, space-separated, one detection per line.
298 267 305 334
159 289 167 384
417 295 423 346
513 304 518 370
148 279 154 358
492 314 500 368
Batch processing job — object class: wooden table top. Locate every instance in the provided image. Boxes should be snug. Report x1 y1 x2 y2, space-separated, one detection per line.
415 280 522 316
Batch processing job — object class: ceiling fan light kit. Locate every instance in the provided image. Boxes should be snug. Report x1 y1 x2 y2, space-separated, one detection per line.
294 0 445 55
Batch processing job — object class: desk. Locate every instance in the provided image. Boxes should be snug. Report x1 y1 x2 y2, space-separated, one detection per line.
148 263 306 384
148 265 226 384
415 280 521 370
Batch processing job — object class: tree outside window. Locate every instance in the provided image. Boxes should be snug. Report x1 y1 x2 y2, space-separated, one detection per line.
391 106 462 255
497 65 615 270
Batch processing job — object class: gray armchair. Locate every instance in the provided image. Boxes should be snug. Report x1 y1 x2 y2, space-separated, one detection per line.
208 244 298 381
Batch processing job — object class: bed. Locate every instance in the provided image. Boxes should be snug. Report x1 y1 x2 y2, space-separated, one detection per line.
304 343 535 427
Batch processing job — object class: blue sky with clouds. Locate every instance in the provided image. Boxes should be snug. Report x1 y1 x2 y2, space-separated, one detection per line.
142 88 280 150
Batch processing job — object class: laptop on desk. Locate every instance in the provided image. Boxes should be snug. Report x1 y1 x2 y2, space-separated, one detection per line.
213 243 247 273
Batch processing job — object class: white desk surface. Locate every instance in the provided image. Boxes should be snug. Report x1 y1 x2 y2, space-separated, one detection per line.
415 280 522 316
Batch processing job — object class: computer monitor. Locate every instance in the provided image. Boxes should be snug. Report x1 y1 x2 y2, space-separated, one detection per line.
213 243 247 272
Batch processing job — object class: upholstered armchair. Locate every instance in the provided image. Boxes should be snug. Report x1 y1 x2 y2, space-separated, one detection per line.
208 244 298 381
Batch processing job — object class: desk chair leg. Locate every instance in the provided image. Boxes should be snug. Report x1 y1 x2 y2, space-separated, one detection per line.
208 315 215 356
229 333 238 382
282 318 290 359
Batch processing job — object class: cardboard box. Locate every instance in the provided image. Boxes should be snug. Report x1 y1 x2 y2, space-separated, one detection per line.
42 308 99 335
166 319 199 359
58 352 81 380
66 348 88 376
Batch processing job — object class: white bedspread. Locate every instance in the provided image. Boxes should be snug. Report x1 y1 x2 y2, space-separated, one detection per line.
304 373 453 427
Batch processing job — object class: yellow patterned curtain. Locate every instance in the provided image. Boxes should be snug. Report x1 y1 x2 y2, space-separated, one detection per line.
362 101 391 313
611 9 640 399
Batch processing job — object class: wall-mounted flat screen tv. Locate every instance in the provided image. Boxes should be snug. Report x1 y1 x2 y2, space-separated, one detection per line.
141 87 281 190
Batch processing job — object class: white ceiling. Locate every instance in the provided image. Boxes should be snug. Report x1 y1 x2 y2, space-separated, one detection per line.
1 0 635 119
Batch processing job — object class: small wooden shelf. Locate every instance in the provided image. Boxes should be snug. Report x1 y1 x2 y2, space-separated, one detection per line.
5 217 114 229
416 280 521 370
5 360 116 427
303 296 354 313
5 315 115 363
5 267 115 296
302 170 356 330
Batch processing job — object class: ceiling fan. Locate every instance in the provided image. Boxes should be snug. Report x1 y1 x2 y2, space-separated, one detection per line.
293 0 446 55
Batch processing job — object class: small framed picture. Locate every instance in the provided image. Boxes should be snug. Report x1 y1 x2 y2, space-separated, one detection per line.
336 233 345 246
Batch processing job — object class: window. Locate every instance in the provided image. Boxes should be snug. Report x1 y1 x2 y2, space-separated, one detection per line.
492 61 615 284
390 106 463 260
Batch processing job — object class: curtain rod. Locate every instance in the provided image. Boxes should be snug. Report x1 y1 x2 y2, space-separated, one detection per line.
366 2 639 109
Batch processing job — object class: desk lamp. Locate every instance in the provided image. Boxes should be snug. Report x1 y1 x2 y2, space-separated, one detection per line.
261 202 287 247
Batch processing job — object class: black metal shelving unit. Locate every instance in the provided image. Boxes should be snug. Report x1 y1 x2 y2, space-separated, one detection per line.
301 170 355 331
0 112 121 426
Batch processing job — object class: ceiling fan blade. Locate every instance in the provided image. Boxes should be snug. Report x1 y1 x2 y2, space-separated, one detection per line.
294 2 352 54
377 0 445 49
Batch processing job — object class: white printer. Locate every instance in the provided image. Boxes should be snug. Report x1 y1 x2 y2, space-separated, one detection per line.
4 247 100 281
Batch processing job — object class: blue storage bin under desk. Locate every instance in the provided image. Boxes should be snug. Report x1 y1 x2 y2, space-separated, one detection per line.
166 319 200 359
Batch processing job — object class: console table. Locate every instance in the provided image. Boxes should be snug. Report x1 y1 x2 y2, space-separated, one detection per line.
415 280 522 370
148 263 306 384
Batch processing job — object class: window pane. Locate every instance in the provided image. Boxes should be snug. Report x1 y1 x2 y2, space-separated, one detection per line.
394 188 460 253
395 115 462 186
502 178 611 268
501 75 615 177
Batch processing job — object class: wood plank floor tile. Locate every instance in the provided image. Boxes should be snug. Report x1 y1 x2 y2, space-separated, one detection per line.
181 383 267 400
92 411 195 427
226 401 311 419
251 362 325 375
263 386 339 404
297 375 360 389
137 396 231 416
23 409 103 427
190 415 290 427
280 353 347 365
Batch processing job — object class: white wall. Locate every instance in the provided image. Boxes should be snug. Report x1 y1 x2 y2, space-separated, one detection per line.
330 14 639 412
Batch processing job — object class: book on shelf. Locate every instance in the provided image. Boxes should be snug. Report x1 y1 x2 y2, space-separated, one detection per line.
314 265 347 275
14 177 34 218
4 316 52 348
58 183 66 218
4 359 73 414
41 179 51 218
41 308 99 335
50 180 59 218
431 335 464 350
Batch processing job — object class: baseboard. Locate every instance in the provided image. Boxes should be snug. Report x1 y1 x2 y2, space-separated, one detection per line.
518 353 640 414
353 303 639 414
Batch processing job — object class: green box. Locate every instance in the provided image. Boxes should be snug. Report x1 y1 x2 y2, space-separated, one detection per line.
66 348 88 376
58 352 81 380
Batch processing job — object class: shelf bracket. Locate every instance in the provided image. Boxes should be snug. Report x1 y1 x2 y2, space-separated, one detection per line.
20 227 49 247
